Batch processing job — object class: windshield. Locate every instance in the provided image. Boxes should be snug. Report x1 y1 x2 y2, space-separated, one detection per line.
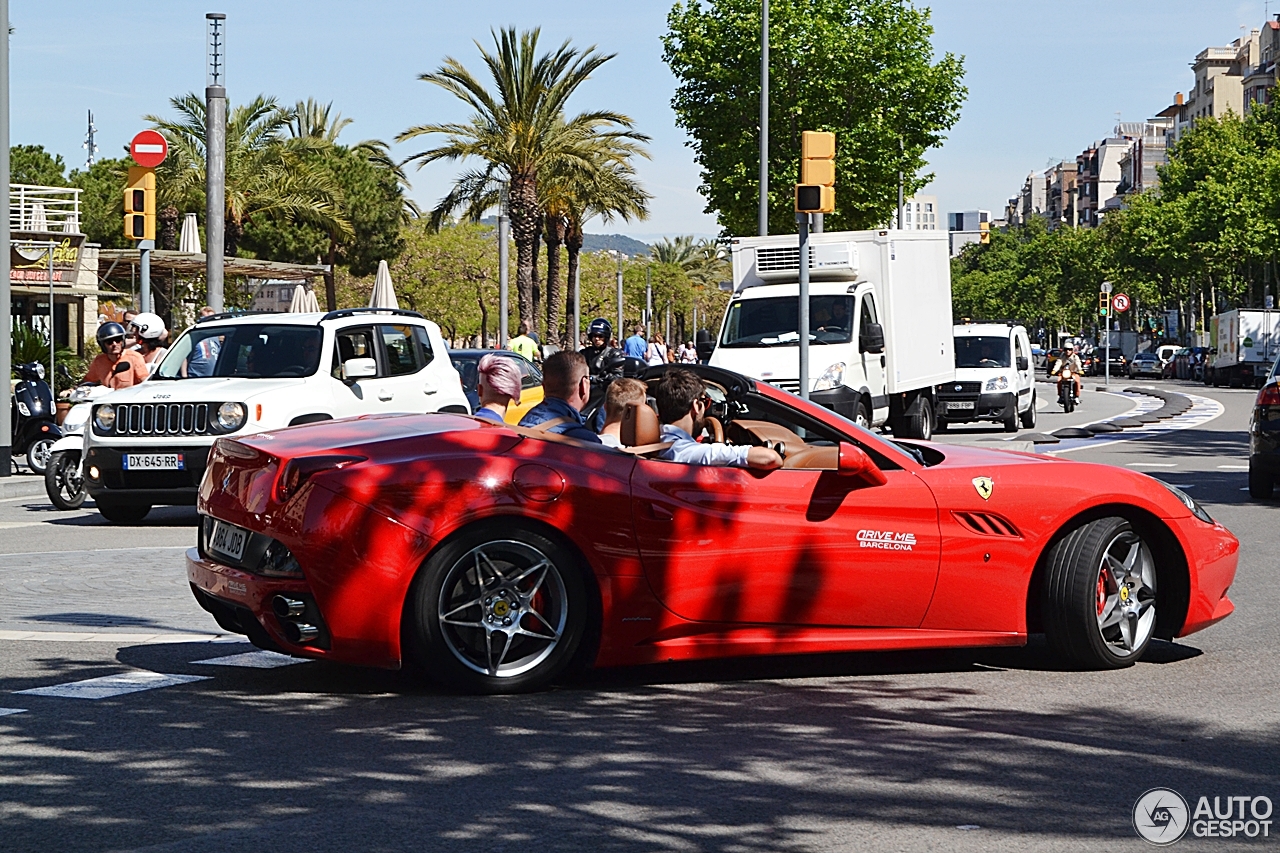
954 336 1011 368
155 324 324 380
719 295 854 347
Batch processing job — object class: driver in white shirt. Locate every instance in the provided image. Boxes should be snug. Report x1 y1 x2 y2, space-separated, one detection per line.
654 369 782 470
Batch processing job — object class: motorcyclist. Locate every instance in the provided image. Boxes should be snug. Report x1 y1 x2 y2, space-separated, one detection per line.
580 318 625 383
1051 342 1084 402
129 312 169 373
83 322 148 389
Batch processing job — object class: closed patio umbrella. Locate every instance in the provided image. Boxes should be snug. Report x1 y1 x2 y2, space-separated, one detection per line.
369 260 398 309
288 284 309 313
302 288 321 313
179 213 201 253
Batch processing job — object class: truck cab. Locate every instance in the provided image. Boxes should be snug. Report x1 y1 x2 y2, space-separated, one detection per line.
935 323 1036 432
83 308 470 523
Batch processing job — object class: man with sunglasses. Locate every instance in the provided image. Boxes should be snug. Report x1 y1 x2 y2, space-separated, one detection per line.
83 321 149 389
654 368 782 469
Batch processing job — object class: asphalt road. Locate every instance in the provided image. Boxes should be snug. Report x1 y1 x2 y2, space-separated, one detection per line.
0 380 1275 852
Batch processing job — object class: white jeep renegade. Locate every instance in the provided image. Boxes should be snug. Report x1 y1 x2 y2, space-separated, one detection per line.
85 308 470 523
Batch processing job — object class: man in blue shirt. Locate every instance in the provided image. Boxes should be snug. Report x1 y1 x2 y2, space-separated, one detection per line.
624 325 648 360
518 351 602 443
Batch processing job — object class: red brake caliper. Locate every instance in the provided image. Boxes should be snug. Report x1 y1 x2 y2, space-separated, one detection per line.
1096 568 1109 616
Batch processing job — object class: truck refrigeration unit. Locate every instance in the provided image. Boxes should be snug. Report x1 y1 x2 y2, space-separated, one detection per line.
709 229 955 440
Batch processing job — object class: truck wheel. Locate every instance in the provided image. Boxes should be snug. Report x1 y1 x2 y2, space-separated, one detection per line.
1020 393 1037 429
96 500 151 525
934 416 948 433
854 401 872 431
902 404 932 441
1249 464 1274 499
1003 410 1019 432
1043 517 1158 669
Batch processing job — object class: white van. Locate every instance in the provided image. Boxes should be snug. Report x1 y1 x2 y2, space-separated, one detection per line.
935 323 1036 432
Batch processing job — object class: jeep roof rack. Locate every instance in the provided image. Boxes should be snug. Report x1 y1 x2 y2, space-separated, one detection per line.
196 310 276 324
320 307 425 322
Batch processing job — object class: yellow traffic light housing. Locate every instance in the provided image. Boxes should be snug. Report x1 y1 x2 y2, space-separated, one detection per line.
979 221 990 244
796 130 836 214
123 165 156 242
1099 292 1110 317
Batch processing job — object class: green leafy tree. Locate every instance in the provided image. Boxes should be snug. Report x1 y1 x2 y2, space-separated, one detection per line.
664 0 965 235
10 144 68 186
68 157 130 249
399 27 649 330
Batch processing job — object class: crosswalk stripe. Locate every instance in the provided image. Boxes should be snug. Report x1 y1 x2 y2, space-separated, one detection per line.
192 651 304 669
16 671 210 700
0 708 27 716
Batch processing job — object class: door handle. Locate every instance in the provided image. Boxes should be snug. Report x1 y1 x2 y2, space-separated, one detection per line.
378 389 394 402
645 503 673 521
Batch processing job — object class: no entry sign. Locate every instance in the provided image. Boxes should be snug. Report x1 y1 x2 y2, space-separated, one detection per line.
130 130 168 168
1113 293 1131 313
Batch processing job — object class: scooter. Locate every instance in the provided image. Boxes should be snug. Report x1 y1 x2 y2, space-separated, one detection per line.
45 381 112 510
11 361 61 474
1057 368 1078 414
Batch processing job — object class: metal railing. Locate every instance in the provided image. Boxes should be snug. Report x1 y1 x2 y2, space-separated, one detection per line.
9 184 82 234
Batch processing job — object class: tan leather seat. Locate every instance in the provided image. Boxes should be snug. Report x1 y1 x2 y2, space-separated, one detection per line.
620 402 661 447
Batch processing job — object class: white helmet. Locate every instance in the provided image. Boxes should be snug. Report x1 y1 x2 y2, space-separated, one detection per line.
129 312 167 341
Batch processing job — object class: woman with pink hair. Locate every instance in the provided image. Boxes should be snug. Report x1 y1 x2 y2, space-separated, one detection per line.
474 353 522 422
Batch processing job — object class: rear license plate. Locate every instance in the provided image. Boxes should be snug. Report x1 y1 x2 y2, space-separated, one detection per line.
209 520 248 562
123 453 184 471
946 401 975 410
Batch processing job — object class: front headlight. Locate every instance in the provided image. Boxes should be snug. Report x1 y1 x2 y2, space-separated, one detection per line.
94 404 115 432
1161 481 1214 524
813 362 846 392
216 402 247 432
63 407 90 433
984 375 1009 392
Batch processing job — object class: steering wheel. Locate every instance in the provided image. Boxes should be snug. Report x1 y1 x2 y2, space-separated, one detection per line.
704 416 724 444
977 358 1000 367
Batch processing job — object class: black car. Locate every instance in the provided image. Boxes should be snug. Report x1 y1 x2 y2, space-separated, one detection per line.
449 349 542 415
1248 356 1280 498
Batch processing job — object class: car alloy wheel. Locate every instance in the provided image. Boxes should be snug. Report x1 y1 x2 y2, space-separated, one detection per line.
411 524 590 693
1043 517 1158 668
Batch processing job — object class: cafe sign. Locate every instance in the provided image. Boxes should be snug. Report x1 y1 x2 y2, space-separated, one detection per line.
10 235 85 284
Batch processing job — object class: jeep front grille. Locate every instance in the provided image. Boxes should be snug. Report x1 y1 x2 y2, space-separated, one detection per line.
116 403 212 436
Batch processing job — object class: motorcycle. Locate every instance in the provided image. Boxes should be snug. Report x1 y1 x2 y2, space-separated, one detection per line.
11 361 61 474
1057 368 1078 414
45 381 112 510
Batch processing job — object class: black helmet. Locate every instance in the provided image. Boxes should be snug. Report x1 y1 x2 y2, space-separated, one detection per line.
96 321 126 347
587 318 612 340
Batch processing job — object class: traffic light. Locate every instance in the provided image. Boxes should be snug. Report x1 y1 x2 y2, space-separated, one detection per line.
795 130 836 214
123 165 155 242
1099 292 1110 317
979 221 990 244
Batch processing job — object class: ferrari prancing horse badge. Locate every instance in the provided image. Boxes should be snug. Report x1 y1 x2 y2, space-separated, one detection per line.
972 477 994 501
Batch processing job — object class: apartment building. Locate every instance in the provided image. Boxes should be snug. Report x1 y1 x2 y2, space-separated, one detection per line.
1006 172 1047 227
1111 118 1173 210
1045 162 1078 230
947 209 991 257
1175 30 1259 138
1244 18 1280 111
890 194 939 231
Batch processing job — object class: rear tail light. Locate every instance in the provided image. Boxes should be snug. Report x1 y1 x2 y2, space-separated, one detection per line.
1257 383 1280 407
275 454 366 503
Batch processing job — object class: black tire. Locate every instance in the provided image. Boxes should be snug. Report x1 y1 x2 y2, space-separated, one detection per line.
26 437 54 475
902 402 932 441
1020 392 1037 429
1249 464 1274 500
96 500 152 525
1042 517 1157 669
45 451 85 510
854 401 872 431
1002 411 1019 432
934 415 948 433
407 522 591 694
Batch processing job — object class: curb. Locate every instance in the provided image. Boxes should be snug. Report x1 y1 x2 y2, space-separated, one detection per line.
1016 387 1195 445
0 475 47 500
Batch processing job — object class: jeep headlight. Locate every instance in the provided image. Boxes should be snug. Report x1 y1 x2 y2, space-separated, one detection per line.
813 362 846 392
216 402 247 432
94 404 115 432
984 375 1009 392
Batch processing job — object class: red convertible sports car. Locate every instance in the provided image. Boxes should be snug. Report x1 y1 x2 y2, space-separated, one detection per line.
187 365 1238 694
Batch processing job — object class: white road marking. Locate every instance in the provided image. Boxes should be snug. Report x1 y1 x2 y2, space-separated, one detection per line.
1126 462 1176 468
0 629 231 643
1218 465 1249 470
1048 392 1224 456
192 651 304 668
0 522 42 530
0 708 27 716
0 545 190 558
16 670 209 700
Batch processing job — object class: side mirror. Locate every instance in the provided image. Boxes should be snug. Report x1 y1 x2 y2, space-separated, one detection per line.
695 329 714 362
859 323 885 354
341 357 377 382
1017 356 1029 371
113 361 132 375
837 442 888 486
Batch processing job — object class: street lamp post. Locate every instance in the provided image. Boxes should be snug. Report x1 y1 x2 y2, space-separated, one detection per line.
205 13 227 311
759 0 768 237
615 254 624 344
0 0 11 476
498 184 509 347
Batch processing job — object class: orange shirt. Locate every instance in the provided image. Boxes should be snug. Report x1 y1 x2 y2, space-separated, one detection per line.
84 350 149 389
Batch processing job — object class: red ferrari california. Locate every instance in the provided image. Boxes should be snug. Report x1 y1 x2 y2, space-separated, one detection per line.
187 365 1238 693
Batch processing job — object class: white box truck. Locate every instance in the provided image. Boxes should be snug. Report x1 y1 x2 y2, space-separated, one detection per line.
1210 309 1280 388
708 229 954 439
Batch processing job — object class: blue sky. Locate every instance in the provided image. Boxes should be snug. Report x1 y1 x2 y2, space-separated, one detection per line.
9 1 1271 240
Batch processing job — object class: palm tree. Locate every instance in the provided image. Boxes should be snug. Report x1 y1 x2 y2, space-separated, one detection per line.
398 27 648 329
649 235 701 267
147 93 350 258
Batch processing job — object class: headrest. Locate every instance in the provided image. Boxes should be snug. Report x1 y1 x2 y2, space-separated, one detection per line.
620 402 661 447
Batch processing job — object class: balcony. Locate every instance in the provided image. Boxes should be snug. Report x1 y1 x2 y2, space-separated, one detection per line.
9 184 82 235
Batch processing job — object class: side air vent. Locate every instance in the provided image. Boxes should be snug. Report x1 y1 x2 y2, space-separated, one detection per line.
952 511 1021 537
